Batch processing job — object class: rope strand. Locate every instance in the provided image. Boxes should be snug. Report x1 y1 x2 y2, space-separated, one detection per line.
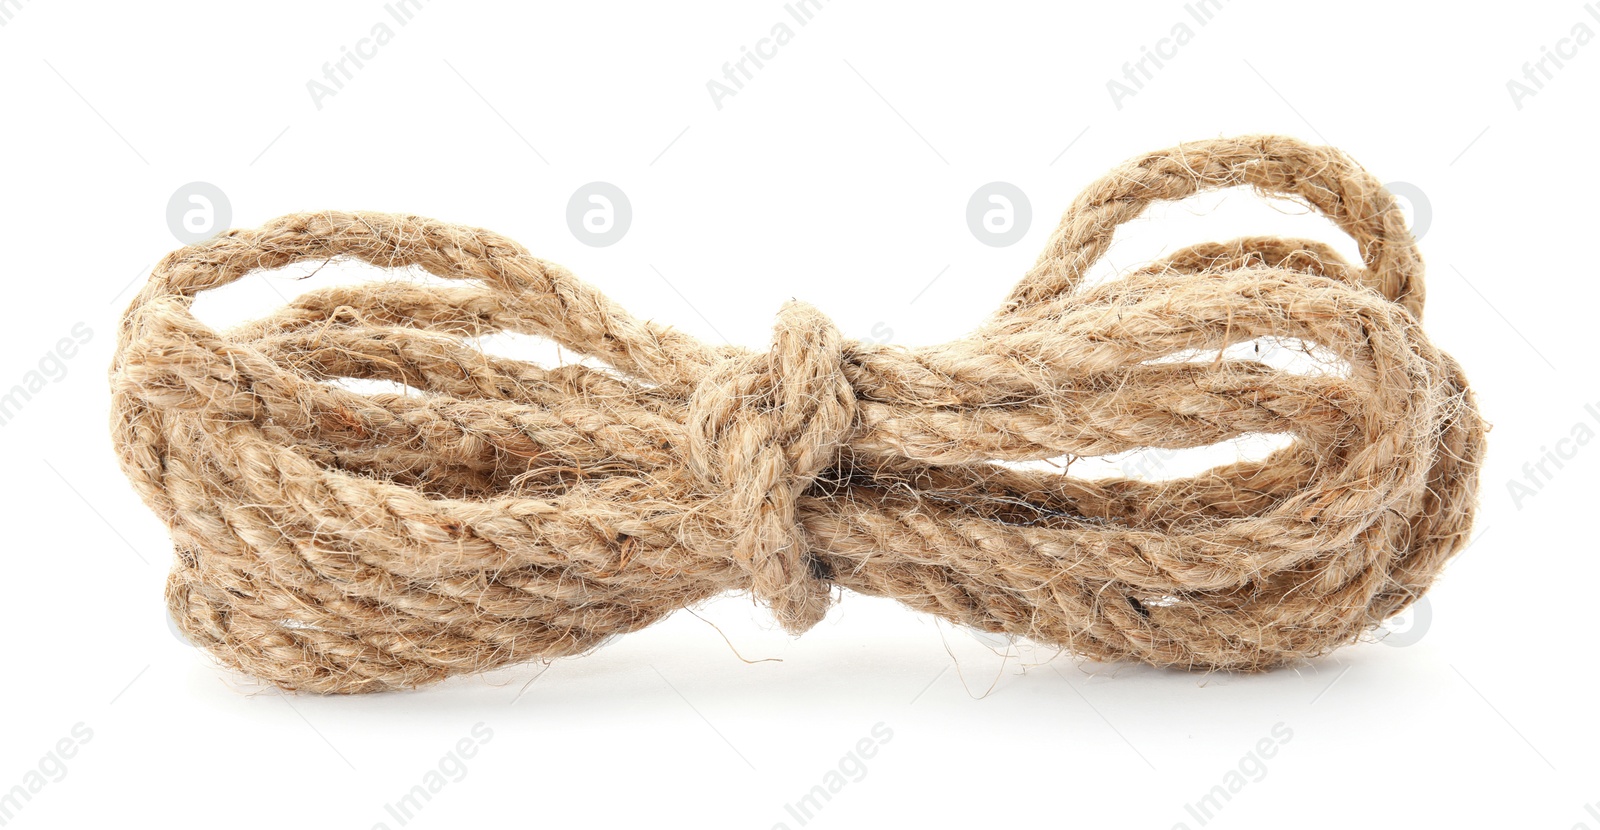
110 135 1485 694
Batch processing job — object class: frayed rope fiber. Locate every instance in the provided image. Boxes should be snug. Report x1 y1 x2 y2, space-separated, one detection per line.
111 135 1485 695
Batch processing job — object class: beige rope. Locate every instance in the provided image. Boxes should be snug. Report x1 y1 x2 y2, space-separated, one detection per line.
110 135 1485 694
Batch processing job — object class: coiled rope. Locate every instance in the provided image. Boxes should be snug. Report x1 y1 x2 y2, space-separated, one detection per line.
111 135 1485 694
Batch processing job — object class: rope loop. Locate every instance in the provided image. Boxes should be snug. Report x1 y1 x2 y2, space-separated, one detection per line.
110 135 1485 694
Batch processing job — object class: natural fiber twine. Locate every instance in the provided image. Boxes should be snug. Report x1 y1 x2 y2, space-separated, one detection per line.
111 135 1485 694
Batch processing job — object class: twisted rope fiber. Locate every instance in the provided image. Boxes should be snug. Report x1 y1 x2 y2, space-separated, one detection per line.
111 135 1485 695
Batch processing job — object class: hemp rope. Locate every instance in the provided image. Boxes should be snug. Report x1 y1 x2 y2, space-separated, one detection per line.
111 135 1485 695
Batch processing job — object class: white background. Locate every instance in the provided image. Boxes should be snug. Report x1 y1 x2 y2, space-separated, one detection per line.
2 1 1596 828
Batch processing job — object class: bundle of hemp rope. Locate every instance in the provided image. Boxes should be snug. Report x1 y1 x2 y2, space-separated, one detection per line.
111 135 1485 694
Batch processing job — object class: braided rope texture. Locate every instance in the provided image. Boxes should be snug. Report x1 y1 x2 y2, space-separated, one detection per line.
111 135 1485 694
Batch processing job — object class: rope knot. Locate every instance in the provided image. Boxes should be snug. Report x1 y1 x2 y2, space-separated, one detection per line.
685 300 857 632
